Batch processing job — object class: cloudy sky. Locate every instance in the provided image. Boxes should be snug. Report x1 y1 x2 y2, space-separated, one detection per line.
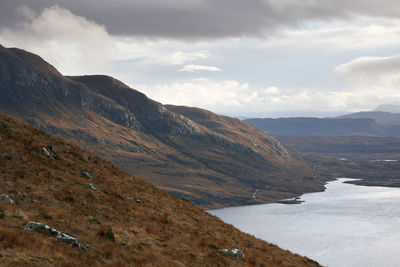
1 0 400 117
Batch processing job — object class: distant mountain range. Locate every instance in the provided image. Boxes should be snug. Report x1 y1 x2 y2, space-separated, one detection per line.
245 110 400 137
0 45 324 208
337 111 400 126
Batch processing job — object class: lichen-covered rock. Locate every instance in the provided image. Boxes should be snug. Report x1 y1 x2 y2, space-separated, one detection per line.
24 221 87 250
80 171 93 179
1 194 15 204
219 248 244 259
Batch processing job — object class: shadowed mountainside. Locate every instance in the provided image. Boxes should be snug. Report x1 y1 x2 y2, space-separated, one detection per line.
0 112 321 266
0 45 326 208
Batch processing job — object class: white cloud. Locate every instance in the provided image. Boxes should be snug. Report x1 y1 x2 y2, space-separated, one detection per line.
156 51 210 65
0 5 116 74
2 5 400 116
263 87 280 95
332 54 400 110
263 18 400 50
0 5 217 77
137 79 249 108
135 78 370 116
334 54 400 76
178 64 222 72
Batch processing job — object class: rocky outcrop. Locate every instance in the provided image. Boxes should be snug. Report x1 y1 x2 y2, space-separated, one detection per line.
81 171 93 179
1 194 15 204
24 221 88 250
219 248 245 259
127 197 143 204
89 183 99 191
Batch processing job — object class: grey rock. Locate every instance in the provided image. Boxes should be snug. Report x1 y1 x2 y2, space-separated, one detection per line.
251 189 260 200
89 184 99 191
41 147 54 160
219 248 245 259
1 194 15 204
46 145 57 157
121 238 130 246
127 197 143 204
24 221 87 250
82 155 89 160
80 171 93 179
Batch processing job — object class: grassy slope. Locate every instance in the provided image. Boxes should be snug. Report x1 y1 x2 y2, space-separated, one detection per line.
0 113 320 266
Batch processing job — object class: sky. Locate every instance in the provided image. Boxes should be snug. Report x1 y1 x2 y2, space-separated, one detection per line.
1 0 400 118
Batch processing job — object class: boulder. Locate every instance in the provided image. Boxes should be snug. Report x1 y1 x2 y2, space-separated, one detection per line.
24 221 88 250
80 171 93 179
89 183 99 191
219 248 244 259
1 194 15 204
47 145 57 156
127 197 143 204
41 147 54 160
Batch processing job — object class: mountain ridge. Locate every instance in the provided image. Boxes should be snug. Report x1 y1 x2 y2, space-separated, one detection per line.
0 45 325 208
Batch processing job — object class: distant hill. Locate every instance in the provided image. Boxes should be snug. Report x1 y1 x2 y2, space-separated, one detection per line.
245 110 400 137
0 45 324 208
0 112 320 266
244 117 391 136
276 135 400 154
337 111 400 126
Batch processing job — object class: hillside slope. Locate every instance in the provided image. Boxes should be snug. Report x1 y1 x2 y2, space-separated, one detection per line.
0 45 325 208
0 112 320 266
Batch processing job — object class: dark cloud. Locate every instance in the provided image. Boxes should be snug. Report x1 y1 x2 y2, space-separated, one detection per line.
1 0 400 39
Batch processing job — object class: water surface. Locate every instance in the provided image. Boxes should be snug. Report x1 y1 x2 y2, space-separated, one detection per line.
209 178 400 267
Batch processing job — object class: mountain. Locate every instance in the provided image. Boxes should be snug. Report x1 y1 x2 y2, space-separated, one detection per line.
0 112 320 266
337 111 400 126
0 45 325 208
244 117 388 136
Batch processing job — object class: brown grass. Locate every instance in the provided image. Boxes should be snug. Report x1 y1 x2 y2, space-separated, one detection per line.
0 113 320 266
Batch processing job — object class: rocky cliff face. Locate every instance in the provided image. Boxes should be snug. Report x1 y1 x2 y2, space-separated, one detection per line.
0 45 326 208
